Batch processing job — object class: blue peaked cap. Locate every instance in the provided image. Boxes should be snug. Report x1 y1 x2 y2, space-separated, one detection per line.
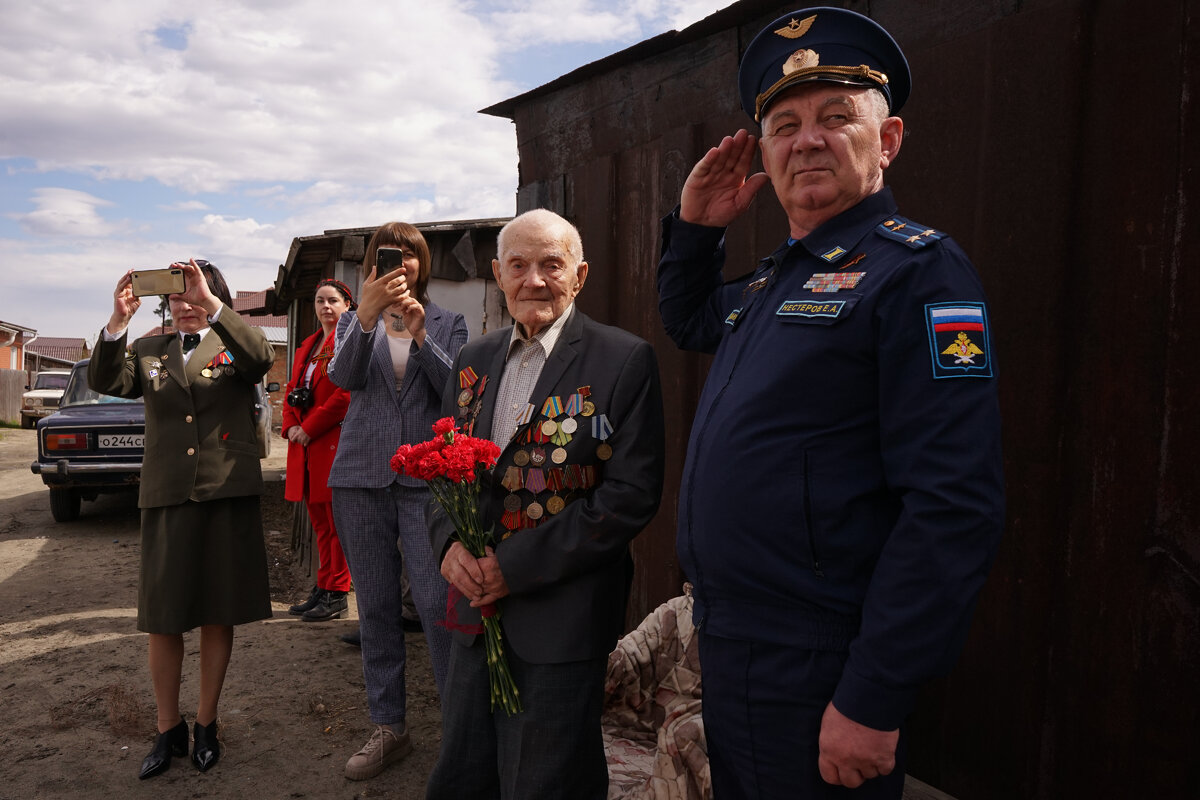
738 7 911 121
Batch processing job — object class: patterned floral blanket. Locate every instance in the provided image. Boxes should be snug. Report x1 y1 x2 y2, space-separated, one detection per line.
603 586 710 800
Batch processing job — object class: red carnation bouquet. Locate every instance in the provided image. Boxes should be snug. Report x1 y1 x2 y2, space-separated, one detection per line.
390 417 522 715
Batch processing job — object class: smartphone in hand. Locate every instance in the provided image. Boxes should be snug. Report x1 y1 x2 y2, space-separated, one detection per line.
130 267 186 297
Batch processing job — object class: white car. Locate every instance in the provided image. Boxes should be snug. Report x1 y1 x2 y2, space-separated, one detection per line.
21 369 71 429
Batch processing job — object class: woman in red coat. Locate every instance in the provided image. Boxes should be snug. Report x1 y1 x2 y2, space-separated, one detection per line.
283 278 354 621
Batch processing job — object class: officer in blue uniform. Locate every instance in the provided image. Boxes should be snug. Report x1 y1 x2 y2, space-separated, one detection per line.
657 7 1005 798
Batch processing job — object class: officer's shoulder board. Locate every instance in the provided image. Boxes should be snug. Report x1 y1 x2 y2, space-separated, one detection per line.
876 216 945 249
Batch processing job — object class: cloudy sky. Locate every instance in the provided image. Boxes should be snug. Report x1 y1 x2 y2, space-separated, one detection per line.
1 0 732 343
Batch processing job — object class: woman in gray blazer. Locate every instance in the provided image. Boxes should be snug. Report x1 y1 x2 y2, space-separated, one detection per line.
326 222 468 782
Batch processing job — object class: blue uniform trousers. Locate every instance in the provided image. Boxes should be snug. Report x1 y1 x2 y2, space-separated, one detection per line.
700 631 907 799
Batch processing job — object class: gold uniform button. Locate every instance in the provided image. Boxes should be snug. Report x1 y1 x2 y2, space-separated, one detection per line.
185 415 193 423
187 447 196 456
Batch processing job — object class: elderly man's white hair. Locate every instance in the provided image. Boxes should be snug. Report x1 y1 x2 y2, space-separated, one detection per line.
496 209 585 265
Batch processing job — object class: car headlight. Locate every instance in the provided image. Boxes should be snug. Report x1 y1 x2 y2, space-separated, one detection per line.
26 398 41 408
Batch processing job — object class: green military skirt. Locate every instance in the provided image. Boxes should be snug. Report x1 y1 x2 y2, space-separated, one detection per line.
137 495 272 634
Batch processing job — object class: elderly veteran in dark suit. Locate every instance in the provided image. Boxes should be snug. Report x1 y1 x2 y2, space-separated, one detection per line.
425 209 666 800
326 221 468 781
658 7 1005 798
89 259 274 780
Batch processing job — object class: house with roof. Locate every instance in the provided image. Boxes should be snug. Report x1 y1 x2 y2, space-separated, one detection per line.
25 337 87 371
0 320 37 372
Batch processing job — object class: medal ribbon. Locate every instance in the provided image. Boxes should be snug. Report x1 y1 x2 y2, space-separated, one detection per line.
500 466 524 492
591 414 613 441
205 351 234 370
525 467 547 494
541 396 563 419
546 468 565 492
564 464 583 490
551 422 570 446
458 367 479 389
564 393 582 416
515 403 536 426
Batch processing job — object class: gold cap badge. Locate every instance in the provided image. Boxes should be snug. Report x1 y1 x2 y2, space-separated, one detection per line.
775 15 816 39
782 49 819 75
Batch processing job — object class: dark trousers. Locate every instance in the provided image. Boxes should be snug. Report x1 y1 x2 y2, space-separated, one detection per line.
699 631 907 800
426 637 608 800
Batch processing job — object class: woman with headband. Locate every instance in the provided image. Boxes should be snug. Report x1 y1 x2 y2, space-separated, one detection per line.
283 278 355 621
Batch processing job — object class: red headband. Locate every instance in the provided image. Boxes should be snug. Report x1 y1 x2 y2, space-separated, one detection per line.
317 278 356 306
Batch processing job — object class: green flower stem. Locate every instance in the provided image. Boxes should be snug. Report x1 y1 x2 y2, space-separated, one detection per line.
428 475 523 715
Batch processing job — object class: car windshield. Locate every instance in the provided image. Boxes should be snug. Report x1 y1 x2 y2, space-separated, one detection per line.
34 373 70 390
60 365 142 408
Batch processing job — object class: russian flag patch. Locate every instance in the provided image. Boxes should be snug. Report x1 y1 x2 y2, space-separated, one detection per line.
926 302 993 378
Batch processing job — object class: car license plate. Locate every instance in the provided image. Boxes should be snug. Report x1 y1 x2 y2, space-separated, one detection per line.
100 434 144 448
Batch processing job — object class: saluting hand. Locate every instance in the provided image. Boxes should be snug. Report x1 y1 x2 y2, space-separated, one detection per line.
680 128 771 228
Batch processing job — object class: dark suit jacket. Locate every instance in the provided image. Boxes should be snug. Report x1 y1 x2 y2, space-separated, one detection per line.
88 307 274 508
327 302 468 489
430 309 665 664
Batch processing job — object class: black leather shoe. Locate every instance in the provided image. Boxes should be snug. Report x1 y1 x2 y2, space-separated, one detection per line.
289 585 322 615
302 590 348 622
339 628 361 647
192 720 220 772
139 717 188 780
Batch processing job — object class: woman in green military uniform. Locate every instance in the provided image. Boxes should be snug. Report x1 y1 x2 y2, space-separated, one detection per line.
89 259 274 780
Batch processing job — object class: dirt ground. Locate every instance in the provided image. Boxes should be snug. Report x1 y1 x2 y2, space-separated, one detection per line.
0 427 441 800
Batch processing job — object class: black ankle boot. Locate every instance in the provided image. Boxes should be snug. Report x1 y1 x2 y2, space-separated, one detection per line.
302 590 348 621
139 716 188 779
289 585 322 615
192 719 220 772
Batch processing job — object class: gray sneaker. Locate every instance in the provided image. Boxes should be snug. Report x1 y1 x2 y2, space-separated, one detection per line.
344 724 412 781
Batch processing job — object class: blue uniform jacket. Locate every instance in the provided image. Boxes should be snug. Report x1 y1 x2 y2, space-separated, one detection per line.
657 188 1004 730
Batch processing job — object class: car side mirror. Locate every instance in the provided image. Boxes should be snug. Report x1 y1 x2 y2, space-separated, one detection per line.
265 382 280 392
25 384 31 390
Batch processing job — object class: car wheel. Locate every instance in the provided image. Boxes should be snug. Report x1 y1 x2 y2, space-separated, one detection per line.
49 488 82 522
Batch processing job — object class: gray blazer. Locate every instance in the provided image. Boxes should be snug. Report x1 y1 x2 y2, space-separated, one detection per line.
326 302 468 489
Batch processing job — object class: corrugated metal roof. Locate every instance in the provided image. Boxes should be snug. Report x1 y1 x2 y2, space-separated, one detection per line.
26 337 86 362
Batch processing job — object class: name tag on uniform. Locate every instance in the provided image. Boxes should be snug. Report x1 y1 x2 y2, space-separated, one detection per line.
777 300 846 319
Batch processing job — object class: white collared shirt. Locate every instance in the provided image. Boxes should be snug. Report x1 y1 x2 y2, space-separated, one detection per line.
489 304 575 445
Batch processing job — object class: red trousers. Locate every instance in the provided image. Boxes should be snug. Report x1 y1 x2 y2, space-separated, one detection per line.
307 499 351 592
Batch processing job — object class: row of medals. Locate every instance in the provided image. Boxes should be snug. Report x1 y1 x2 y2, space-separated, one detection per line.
504 404 611 522
145 357 234 381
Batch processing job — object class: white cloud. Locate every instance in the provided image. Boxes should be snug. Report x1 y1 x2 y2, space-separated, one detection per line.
160 200 210 211
0 0 737 340
11 189 118 238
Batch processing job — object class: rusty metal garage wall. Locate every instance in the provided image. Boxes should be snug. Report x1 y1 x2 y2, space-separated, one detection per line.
498 1 1198 797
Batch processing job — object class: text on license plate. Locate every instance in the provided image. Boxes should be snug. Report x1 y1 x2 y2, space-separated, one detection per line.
99 434 144 448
